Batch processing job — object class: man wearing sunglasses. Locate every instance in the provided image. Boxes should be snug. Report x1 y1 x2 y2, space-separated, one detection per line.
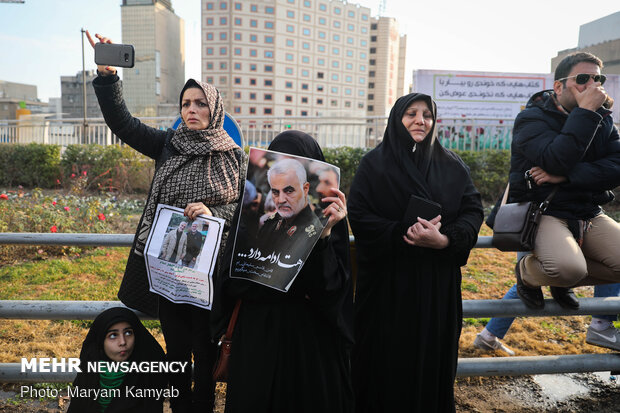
508 52 620 351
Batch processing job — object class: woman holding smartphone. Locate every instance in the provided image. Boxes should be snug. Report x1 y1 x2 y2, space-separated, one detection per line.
87 31 245 413
348 93 483 412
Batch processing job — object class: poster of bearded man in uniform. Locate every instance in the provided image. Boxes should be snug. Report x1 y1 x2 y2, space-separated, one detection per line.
230 147 340 291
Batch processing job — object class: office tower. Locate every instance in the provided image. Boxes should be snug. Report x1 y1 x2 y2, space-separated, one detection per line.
201 0 372 117
61 70 101 119
367 16 407 117
121 0 185 117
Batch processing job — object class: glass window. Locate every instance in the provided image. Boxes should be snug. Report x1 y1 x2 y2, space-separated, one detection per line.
301 83 309 90
265 50 273 58
286 39 294 47
361 27 367 33
220 47 227 55
304 1 311 7
347 24 354 31
333 21 341 28
234 18 241 25
220 62 227 69
206 17 213 25
285 109 292 116
317 98 323 104
234 48 241 55
235 3 242 10
220 32 227 40
317 85 324 91
287 10 294 18
332 47 339 55
303 28 311 36
303 14 310 21
331 74 339 80
265 6 274 13
264 94 272 100
249 92 256 99
286 68 293 75
234 63 241 69
333 34 340 41
360 65 365 71
249 107 256 114
332 61 339 68
318 31 326 39
264 108 272 114
250 64 257 71
345 75 352 82
265 21 274 29
317 58 325 65
359 90 365 96
360 52 366 59
345 88 352 95
347 37 353 44
285 95 293 102
234 77 241 84
361 40 367 46
206 47 213 55
234 107 241 114
220 17 227 25
346 63 353 69
334 7 341 14
249 79 256 86
206 62 213 69
285 81 293 88
207 76 213 83
319 17 326 25
302 69 309 76
301 110 308 116
206 33 213 40
319 4 326 11
251 4 257 12
286 53 294 61
234 92 241 98
220 2 227 9
250 20 257 27
265 65 273 72
348 11 355 17
301 97 308 103
331 86 338 93
302 42 310 49
362 14 368 21
265 36 274 43
250 49 257 57
287 25 294 33
318 45 325 52
317 71 324 78
234 33 241 40
346 50 353 57
207 3 213 10
302 56 310 63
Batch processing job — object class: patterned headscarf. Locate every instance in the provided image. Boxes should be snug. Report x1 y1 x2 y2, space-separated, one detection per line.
134 79 240 255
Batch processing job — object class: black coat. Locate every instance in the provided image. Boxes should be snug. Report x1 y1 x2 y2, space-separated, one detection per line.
92 75 245 316
509 90 620 220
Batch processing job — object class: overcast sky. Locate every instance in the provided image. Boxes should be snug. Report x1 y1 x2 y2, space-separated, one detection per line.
0 0 618 102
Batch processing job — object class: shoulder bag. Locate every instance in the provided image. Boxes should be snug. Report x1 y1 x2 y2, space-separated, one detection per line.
491 183 558 252
212 299 241 383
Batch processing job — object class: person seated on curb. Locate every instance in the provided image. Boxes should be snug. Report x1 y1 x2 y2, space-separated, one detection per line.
509 52 620 316
474 271 620 354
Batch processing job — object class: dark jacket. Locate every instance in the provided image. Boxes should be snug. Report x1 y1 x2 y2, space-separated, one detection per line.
509 90 620 220
92 75 245 316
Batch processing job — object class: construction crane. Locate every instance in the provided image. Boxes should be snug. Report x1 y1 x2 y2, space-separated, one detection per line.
0 0 26 3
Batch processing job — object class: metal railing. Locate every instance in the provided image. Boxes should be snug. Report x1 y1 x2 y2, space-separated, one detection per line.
1 116 518 150
1 233 620 382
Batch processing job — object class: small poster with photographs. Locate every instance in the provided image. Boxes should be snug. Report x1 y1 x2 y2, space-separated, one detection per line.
229 147 340 291
144 204 225 309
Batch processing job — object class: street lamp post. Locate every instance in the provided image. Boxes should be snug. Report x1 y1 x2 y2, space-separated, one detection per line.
80 28 88 144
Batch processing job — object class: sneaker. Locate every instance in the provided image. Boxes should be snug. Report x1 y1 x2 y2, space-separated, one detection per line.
473 333 516 356
515 256 544 309
586 325 620 351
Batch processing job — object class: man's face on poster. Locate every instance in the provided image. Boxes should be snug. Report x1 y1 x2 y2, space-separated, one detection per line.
178 221 187 231
316 169 338 199
191 222 198 233
269 170 309 220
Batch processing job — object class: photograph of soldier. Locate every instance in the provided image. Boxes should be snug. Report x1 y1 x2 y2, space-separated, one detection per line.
231 148 340 291
182 221 208 268
158 217 188 264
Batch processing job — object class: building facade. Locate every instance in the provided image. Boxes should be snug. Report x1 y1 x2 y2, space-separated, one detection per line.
60 70 102 119
201 0 373 118
0 80 47 120
121 0 185 117
367 16 407 117
552 12 620 75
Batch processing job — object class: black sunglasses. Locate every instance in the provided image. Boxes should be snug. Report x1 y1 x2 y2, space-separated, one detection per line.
556 74 606 85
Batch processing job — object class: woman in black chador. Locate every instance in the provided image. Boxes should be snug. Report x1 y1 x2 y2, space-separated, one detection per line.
67 307 167 413
212 131 354 413
348 93 483 412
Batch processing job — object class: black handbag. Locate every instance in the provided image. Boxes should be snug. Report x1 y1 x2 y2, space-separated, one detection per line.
492 183 558 252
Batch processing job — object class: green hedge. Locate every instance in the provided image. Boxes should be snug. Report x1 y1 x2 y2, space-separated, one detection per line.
1 143 510 201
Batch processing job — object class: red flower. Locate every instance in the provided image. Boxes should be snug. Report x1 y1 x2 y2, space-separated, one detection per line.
50 225 58 233
71 173 76 178
98 213 106 221
64 206 70 211
0 194 8 200
82 170 87 176
52 201 57 205
76 207 79 211
56 179 61 184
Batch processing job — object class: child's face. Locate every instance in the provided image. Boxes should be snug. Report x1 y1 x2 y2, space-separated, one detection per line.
103 321 135 362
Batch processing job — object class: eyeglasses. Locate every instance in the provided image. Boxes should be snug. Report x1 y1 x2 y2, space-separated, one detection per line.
556 74 606 85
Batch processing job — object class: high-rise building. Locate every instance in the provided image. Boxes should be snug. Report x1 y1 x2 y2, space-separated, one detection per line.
121 0 185 117
201 0 372 118
61 70 102 119
367 16 407 117
0 80 46 120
